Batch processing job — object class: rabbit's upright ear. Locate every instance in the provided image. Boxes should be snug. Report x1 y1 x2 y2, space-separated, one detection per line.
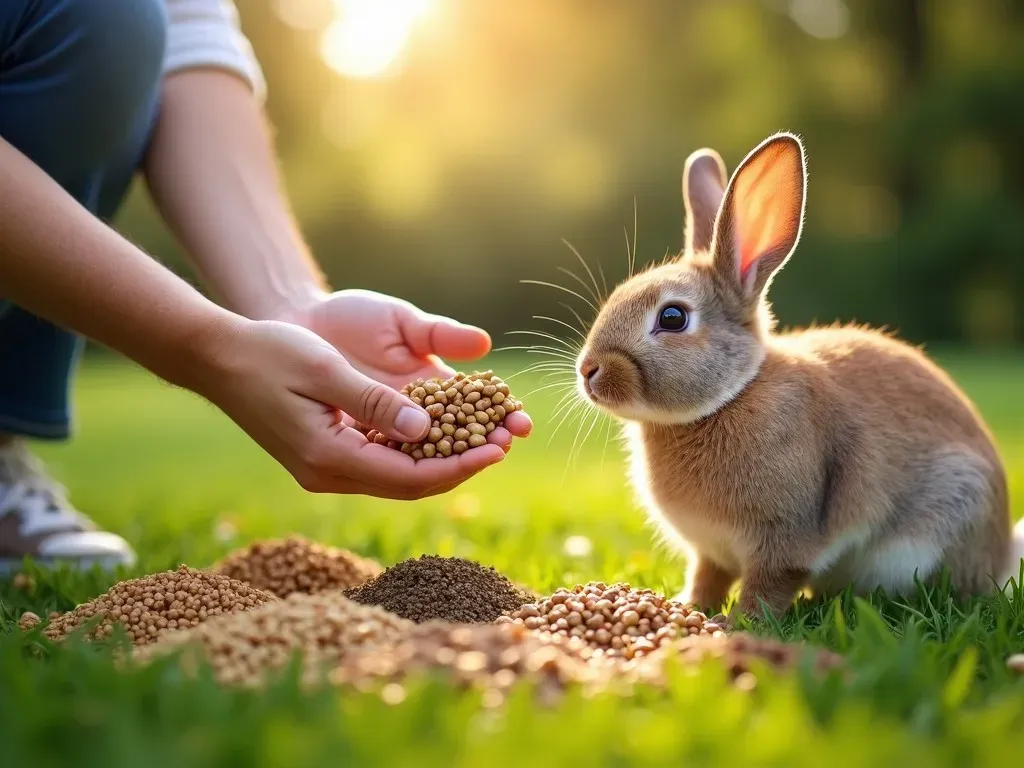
683 149 728 253
711 133 806 300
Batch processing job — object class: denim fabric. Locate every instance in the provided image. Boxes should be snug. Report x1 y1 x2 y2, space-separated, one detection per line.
0 0 167 438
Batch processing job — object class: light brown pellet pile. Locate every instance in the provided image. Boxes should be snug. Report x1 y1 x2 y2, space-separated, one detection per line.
330 621 598 706
18 611 41 631
330 621 844 706
498 582 724 660
43 565 275 645
361 371 523 460
213 536 383 597
135 591 415 687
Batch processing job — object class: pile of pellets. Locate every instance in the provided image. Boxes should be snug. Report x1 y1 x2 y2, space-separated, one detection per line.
331 621 844 705
362 371 523 460
40 565 275 645
135 592 415 687
345 555 533 624
498 582 725 660
331 621 599 707
214 535 383 597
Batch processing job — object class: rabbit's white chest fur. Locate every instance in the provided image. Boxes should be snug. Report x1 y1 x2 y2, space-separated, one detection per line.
625 424 746 571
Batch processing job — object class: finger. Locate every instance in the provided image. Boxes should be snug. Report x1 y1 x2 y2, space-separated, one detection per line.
308 356 430 443
502 410 533 438
339 440 505 492
396 306 491 361
486 426 512 453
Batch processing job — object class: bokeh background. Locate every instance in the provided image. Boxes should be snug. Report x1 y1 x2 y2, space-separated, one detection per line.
114 0 1024 350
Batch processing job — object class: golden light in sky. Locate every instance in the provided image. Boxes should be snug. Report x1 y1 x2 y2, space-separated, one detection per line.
320 0 434 79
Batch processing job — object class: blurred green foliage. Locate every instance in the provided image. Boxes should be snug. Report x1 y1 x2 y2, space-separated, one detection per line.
118 0 1024 345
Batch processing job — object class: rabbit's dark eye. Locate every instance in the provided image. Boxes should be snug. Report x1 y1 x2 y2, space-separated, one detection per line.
657 305 689 332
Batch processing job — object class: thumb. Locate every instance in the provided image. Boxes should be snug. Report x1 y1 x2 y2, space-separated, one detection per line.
313 358 430 443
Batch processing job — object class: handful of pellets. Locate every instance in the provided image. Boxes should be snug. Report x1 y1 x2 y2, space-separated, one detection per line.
498 582 726 660
362 371 523 460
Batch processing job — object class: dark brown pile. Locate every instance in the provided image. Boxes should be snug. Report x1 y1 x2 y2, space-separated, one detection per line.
499 582 725 659
344 555 531 624
44 565 276 645
213 536 383 597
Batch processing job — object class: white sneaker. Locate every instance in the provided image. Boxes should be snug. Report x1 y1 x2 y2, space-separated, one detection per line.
0 439 136 574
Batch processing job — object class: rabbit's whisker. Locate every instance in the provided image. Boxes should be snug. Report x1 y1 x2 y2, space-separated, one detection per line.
520 280 598 314
558 302 592 338
533 315 587 344
491 345 578 362
522 380 577 399
505 329 580 353
561 238 605 304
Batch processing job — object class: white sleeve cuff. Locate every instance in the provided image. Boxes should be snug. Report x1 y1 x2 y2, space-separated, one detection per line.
163 0 267 101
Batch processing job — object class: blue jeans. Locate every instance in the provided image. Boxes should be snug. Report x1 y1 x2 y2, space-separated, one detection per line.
0 0 167 438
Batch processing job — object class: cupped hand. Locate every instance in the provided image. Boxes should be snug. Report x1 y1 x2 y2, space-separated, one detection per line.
279 288 532 441
199 318 529 499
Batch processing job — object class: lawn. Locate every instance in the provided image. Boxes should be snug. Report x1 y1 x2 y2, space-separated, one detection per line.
3 350 1024 767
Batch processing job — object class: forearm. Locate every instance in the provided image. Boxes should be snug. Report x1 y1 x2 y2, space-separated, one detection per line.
143 69 327 320
0 137 234 393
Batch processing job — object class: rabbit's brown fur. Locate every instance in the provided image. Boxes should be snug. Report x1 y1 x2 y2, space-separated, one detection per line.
577 133 1020 620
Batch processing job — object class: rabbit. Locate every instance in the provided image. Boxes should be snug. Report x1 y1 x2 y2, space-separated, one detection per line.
575 131 1023 620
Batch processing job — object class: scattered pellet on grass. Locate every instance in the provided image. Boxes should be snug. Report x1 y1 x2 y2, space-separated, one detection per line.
499 582 725 659
13 572 34 592
360 371 524 461
135 592 415 687
44 565 276 645
1007 654 1024 674
344 555 532 624
214 535 383 597
18 611 40 631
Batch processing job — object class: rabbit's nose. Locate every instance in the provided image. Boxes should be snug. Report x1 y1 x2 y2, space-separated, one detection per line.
579 358 600 381
577 360 598 385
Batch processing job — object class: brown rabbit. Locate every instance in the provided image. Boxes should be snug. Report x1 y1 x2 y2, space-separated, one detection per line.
576 132 1023 620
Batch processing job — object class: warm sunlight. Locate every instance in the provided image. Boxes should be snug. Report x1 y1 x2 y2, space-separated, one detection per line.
320 0 434 79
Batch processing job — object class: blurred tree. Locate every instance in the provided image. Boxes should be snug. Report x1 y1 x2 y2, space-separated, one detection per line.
108 0 1024 352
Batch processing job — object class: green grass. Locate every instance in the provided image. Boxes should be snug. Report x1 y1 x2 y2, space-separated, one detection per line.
3 350 1024 767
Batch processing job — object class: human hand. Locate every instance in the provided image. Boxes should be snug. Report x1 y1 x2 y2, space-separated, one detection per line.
196 317 524 498
279 288 533 441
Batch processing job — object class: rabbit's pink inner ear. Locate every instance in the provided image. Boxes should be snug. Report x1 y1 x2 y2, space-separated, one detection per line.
732 138 805 284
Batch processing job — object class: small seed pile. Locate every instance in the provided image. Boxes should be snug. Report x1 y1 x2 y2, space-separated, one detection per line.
345 555 532 624
19 611 41 631
331 621 597 706
136 592 414 687
498 582 724 660
362 371 523 460
214 536 383 597
43 565 275 645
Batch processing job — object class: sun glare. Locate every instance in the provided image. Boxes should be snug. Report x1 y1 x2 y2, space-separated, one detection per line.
320 0 434 79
